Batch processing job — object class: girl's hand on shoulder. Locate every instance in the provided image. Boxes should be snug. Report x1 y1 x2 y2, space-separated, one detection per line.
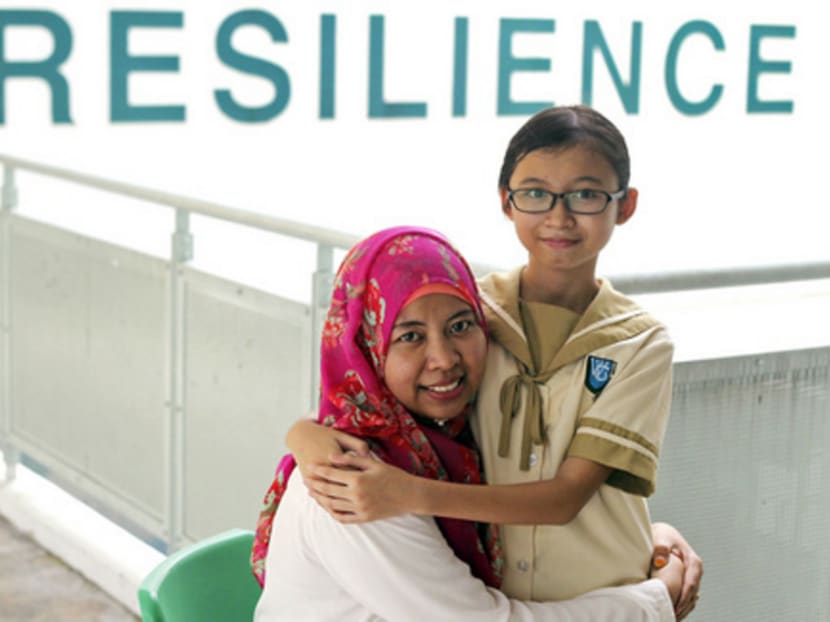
306 454 416 523
650 522 703 620
286 419 369 482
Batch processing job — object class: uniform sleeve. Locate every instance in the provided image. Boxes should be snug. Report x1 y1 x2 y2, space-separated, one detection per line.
567 327 674 496
307 488 674 621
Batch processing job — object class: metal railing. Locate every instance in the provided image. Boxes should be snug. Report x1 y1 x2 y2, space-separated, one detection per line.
610 262 830 294
2 152 830 553
0 155 358 550
2 154 828 296
3 152 829 433
0 155 360 412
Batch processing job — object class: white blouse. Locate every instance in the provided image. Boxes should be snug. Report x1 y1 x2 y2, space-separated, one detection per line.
254 474 674 622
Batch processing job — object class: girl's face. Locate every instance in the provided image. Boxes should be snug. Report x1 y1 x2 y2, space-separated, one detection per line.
501 144 637 289
383 293 487 422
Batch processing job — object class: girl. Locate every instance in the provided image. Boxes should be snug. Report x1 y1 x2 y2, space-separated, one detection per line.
289 107 701 620
252 226 680 621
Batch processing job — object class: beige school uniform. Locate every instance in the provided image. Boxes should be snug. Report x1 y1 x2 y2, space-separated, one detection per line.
474 268 674 601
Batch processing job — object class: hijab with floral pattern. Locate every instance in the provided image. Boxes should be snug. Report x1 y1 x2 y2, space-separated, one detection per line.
251 226 503 588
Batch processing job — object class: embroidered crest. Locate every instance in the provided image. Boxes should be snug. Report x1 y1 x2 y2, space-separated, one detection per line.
585 355 616 396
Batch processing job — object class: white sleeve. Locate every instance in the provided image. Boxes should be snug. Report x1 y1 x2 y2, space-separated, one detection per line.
308 496 674 622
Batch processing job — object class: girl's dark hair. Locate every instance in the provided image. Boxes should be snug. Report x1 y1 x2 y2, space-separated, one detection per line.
497 105 630 192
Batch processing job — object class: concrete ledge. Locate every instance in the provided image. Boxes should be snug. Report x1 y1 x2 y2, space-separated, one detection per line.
631 278 830 362
0 451 164 616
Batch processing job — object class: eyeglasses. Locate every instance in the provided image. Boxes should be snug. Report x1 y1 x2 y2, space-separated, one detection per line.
507 188 626 215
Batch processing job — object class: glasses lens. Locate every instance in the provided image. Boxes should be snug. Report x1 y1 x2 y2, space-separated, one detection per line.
565 190 608 214
512 189 553 213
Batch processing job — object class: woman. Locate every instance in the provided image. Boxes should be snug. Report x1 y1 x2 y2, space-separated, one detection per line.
252 227 680 621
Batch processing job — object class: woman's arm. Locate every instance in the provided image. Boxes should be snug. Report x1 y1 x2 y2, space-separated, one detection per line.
308 453 611 525
275 477 677 622
289 419 701 616
651 522 703 620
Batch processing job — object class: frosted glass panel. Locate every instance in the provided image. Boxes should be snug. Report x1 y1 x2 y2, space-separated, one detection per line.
181 268 311 541
652 350 830 621
9 217 167 530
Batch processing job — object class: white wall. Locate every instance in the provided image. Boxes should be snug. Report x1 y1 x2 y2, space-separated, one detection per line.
1 0 826 300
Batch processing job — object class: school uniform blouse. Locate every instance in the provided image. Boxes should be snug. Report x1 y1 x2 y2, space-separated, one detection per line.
253 473 674 622
476 270 674 601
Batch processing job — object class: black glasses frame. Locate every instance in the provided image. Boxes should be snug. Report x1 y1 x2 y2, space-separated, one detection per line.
507 188 626 215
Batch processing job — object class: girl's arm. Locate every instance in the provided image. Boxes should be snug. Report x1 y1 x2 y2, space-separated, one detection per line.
288 421 609 525
307 453 611 525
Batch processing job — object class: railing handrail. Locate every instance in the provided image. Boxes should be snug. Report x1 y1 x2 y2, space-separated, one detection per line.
3 153 830 293
0 153 359 250
611 263 830 294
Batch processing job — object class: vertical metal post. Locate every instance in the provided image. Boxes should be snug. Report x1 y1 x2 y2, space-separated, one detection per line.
310 244 334 411
166 208 192 551
1 165 18 482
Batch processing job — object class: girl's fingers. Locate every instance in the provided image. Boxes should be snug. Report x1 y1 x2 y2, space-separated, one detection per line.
330 453 375 471
308 480 348 499
309 464 353 485
334 433 370 457
319 495 355 513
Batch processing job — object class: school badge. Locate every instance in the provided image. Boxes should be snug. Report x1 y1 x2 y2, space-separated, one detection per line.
585 355 617 396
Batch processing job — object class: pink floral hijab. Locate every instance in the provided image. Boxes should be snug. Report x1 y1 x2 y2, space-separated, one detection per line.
251 226 503 588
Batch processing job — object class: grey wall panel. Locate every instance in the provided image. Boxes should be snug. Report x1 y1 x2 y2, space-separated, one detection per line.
9 217 167 528
651 349 830 621
181 267 310 542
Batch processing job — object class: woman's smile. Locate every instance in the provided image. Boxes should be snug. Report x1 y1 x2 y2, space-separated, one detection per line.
385 293 487 421
421 376 466 399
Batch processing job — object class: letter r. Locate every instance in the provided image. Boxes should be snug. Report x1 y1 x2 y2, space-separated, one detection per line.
0 10 73 124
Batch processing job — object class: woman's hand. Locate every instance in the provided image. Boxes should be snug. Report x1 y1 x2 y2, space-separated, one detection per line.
650 549 685 614
650 522 703 620
306 453 417 523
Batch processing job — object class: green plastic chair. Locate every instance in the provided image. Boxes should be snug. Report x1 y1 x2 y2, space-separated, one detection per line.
138 528 262 622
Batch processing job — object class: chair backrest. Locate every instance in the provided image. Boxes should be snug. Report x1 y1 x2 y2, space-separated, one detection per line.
138 528 262 622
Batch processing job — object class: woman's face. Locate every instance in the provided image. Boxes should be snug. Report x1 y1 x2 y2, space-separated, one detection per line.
383 293 487 422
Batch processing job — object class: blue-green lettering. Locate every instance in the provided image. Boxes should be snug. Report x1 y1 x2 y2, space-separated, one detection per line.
452 17 468 117
319 14 336 119
665 20 724 116
0 10 72 124
110 11 184 122
368 15 426 118
747 25 795 113
215 10 290 123
497 19 555 116
582 21 642 114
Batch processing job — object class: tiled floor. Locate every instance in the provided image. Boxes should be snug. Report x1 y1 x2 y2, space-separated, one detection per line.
0 515 138 622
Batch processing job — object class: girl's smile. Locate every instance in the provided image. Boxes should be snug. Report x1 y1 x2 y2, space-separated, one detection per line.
541 236 580 249
502 144 637 309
